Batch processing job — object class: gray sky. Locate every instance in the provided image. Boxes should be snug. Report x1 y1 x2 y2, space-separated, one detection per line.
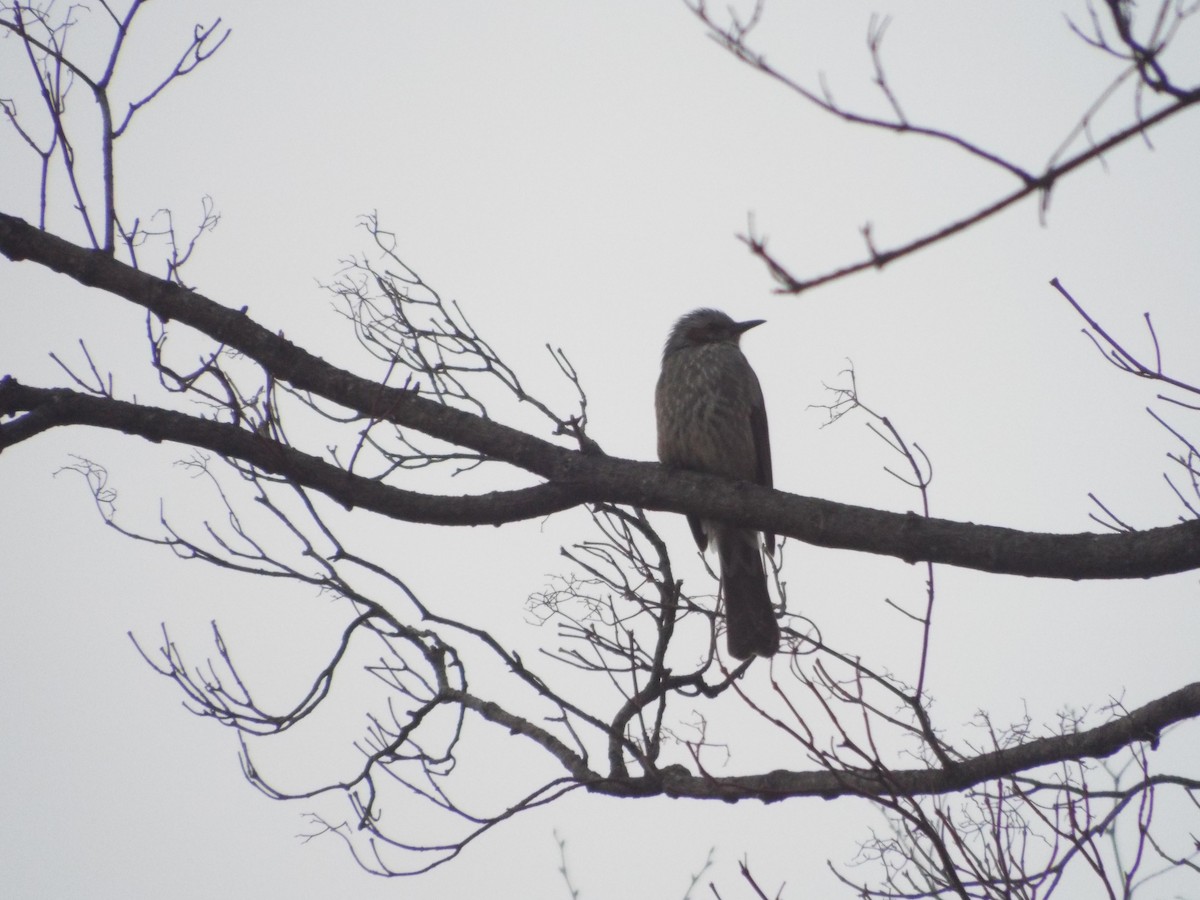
3 2 1200 897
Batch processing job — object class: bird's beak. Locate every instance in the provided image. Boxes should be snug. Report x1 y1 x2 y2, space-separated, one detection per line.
734 319 766 335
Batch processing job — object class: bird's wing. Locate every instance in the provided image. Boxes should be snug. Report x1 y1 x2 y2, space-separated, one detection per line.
751 388 775 556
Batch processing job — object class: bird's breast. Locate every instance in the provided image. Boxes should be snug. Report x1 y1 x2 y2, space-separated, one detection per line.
655 345 761 482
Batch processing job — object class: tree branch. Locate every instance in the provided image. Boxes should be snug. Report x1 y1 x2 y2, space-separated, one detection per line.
606 682 1200 802
5 375 1200 579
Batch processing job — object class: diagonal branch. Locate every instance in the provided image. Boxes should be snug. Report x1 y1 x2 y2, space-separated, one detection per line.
604 681 1200 802
686 1 1200 294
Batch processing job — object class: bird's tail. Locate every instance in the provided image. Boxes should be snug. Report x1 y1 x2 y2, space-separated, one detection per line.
715 527 780 659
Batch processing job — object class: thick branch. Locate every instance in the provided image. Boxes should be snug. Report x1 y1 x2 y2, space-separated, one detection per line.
0 377 581 524
4 377 1200 580
0 211 563 473
603 682 1200 802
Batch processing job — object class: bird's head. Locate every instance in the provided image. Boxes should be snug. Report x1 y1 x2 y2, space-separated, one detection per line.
663 308 765 358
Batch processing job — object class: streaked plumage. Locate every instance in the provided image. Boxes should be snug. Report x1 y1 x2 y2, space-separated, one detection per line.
655 308 779 659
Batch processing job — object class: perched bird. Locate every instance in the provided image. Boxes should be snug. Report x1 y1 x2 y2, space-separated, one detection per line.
655 308 780 659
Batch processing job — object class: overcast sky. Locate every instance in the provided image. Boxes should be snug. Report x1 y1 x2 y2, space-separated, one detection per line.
3 2 1200 897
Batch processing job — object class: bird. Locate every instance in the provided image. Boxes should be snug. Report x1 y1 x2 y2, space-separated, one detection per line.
655 308 780 659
